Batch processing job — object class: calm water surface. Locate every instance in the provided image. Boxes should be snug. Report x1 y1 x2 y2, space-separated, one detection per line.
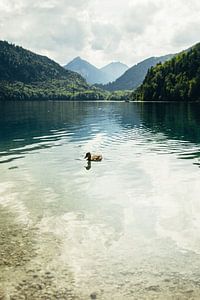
1 101 200 299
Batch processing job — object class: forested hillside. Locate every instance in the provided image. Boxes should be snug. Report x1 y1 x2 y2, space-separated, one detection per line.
0 41 107 100
99 55 173 91
133 44 200 101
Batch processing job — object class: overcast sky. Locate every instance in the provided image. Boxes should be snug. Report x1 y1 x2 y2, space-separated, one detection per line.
0 0 200 68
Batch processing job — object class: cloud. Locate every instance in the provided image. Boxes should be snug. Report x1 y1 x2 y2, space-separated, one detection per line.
172 22 200 48
91 22 121 52
170 0 200 49
0 0 200 67
0 0 91 63
124 1 159 35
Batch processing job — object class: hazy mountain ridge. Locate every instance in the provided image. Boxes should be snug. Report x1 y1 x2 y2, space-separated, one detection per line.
100 62 129 83
65 57 128 84
98 54 174 91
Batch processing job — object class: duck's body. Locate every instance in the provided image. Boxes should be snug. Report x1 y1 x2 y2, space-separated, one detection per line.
84 152 102 162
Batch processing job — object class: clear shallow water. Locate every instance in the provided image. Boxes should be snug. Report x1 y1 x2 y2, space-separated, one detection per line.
1 101 200 299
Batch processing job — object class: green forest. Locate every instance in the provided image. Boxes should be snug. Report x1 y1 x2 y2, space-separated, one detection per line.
133 43 200 101
1 40 200 102
0 80 109 101
0 41 112 100
98 55 173 91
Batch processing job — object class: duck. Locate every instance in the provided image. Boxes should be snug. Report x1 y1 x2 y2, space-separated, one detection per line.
84 152 103 162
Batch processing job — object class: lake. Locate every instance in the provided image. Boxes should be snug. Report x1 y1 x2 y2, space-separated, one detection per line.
1 101 200 299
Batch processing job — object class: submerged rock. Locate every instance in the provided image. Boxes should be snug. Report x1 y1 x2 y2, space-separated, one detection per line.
90 292 97 299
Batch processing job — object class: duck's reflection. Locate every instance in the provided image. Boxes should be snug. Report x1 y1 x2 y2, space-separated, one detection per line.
85 160 91 171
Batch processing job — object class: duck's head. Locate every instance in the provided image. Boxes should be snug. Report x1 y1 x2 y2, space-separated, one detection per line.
84 152 91 160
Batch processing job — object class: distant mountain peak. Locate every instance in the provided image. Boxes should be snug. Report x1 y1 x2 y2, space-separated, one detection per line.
100 62 129 83
64 57 128 85
73 56 82 60
64 57 105 84
70 56 85 63
104 61 128 67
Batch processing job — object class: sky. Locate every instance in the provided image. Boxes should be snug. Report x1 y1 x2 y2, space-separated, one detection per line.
0 0 200 68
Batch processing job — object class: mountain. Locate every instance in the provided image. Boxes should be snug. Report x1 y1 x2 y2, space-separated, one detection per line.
64 57 128 85
99 54 174 91
0 41 107 100
64 57 108 84
0 41 83 83
100 62 129 83
133 43 200 102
